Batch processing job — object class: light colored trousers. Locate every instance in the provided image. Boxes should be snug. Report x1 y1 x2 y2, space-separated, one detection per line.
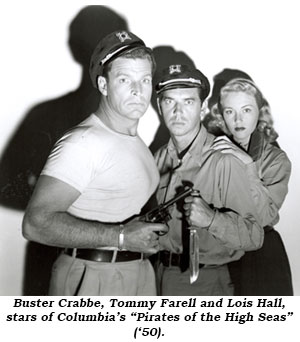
158 264 234 296
48 253 156 296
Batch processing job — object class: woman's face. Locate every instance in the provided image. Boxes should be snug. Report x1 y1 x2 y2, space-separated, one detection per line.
220 91 260 146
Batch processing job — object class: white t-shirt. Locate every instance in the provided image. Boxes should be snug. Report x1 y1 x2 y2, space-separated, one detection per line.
41 114 159 222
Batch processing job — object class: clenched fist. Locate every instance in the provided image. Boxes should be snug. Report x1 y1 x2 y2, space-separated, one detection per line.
183 195 215 229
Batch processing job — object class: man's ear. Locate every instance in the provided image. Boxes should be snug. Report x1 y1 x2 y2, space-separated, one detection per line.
97 76 107 96
157 98 163 115
200 99 208 120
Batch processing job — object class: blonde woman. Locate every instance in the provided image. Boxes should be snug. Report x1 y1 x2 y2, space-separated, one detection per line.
209 78 292 295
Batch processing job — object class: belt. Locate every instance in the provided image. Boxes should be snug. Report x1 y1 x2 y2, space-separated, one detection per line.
159 250 205 268
64 248 145 262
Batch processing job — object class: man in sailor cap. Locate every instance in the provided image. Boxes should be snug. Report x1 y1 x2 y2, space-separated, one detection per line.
154 64 263 295
23 30 167 295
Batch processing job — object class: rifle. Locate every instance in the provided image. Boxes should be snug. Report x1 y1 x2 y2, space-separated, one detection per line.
141 184 194 235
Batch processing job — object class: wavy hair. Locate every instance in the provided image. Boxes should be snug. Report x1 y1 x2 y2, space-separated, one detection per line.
204 78 278 142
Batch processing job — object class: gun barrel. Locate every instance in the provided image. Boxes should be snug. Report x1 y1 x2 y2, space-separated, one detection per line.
159 186 193 210
143 185 195 224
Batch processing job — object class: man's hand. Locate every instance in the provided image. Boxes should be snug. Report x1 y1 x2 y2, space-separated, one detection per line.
183 195 215 229
123 220 168 254
212 136 253 165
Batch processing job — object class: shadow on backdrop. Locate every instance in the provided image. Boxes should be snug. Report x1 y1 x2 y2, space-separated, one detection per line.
149 46 196 154
0 5 128 295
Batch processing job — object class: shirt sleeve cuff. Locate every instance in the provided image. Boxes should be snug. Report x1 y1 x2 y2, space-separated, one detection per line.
207 211 225 240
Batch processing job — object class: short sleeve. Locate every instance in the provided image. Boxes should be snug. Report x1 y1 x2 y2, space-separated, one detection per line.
41 140 94 192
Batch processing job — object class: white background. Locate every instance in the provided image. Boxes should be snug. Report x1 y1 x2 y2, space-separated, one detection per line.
0 0 299 340
0 0 299 307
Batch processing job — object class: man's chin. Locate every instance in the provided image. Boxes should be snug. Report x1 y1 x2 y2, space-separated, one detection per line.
127 105 147 115
168 127 187 137
128 110 146 120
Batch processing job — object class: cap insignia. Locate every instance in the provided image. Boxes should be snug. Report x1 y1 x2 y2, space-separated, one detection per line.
115 31 132 43
169 65 182 74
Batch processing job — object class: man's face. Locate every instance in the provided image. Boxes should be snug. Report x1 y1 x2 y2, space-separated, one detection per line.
104 57 152 121
160 87 202 138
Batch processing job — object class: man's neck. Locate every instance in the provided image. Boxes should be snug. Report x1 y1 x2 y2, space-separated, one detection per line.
172 125 201 155
95 100 139 136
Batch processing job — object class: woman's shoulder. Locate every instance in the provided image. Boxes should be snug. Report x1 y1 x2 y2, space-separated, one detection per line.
263 141 290 162
261 141 292 174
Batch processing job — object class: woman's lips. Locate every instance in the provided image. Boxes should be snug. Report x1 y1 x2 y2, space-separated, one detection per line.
235 127 246 131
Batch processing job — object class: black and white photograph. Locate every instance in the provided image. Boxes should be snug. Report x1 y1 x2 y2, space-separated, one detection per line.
1 0 299 339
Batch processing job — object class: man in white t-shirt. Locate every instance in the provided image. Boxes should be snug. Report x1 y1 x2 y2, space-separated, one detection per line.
22 30 167 295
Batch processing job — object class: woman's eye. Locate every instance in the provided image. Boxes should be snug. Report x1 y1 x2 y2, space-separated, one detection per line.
164 99 173 105
244 107 252 113
143 78 151 84
224 109 233 115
